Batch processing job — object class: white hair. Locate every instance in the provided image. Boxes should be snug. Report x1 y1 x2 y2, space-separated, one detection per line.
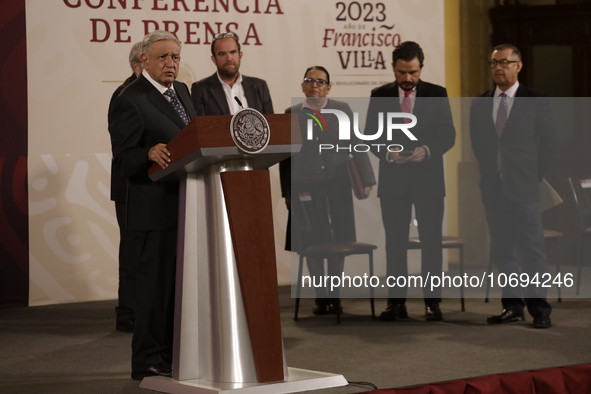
128 41 143 70
142 30 182 55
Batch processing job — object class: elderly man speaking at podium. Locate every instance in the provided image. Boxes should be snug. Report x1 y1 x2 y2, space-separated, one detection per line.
108 30 197 380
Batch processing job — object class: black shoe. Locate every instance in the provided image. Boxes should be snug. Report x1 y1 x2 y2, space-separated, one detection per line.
329 298 343 314
533 313 552 329
398 304 408 319
131 366 172 381
116 319 135 333
313 298 330 315
487 309 525 324
379 303 407 321
425 303 443 321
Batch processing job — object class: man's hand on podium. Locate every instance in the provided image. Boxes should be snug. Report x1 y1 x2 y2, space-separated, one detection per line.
149 143 171 169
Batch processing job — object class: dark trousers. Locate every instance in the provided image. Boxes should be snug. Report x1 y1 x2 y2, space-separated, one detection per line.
484 198 552 317
115 202 138 323
380 190 444 304
131 229 177 373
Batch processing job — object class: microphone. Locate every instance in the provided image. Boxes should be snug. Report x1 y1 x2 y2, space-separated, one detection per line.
234 96 245 109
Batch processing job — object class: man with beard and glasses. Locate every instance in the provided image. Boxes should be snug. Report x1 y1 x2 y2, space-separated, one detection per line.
191 31 274 116
365 41 456 322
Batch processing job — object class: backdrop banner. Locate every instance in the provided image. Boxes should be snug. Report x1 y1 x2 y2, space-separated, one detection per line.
25 0 444 305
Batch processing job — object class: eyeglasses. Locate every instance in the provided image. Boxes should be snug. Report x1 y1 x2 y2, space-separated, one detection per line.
303 78 329 86
489 59 519 68
212 32 237 42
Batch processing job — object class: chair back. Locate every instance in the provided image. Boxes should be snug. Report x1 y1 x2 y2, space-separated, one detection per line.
568 178 591 231
290 191 335 252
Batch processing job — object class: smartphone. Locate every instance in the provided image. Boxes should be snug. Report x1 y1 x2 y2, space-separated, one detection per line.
399 151 413 157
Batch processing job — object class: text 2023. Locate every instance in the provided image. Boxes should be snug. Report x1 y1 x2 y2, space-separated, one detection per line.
336 2 386 22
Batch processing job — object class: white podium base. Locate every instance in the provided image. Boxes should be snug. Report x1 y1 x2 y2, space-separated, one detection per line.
139 367 348 394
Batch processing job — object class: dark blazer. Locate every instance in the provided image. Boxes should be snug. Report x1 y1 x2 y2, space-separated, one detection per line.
191 72 274 115
279 99 376 198
365 80 456 199
108 73 137 204
108 74 197 231
470 84 557 203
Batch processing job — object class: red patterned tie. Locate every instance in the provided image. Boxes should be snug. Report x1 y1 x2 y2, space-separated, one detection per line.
401 89 412 124
496 93 507 172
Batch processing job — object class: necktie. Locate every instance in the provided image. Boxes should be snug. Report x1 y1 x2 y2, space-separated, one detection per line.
495 93 507 172
401 89 412 124
163 88 189 125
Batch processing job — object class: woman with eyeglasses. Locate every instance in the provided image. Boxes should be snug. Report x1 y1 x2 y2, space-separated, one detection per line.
279 66 376 316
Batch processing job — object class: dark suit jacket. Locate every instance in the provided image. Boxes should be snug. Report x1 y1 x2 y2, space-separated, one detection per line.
191 72 274 115
470 84 557 203
108 73 137 204
279 99 376 198
108 74 197 231
365 80 456 199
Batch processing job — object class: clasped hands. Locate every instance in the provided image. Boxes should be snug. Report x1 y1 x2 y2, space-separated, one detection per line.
389 146 426 164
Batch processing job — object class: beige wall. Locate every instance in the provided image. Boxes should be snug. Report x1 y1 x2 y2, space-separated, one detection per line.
458 0 496 266
444 0 461 263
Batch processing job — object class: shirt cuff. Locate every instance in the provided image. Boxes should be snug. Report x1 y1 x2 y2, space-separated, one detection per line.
386 150 394 163
422 145 431 160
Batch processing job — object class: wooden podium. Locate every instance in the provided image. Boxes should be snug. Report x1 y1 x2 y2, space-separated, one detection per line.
139 113 347 394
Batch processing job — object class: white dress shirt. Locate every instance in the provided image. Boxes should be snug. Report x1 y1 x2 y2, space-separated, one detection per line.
217 72 249 115
142 70 176 102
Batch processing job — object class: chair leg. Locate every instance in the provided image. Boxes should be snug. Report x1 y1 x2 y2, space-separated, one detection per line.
335 258 341 324
576 234 583 296
324 258 342 325
294 298 300 322
369 251 375 320
485 249 493 303
294 254 304 321
555 237 562 303
459 246 465 312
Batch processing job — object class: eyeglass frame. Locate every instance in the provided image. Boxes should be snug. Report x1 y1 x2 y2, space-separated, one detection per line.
488 59 519 68
303 77 329 86
213 32 237 40
210 32 241 56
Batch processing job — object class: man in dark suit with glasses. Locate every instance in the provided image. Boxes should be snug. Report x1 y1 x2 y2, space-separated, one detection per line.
470 44 557 329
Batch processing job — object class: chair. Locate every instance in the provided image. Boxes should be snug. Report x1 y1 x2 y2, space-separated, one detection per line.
292 192 377 324
484 229 563 302
568 178 591 295
407 236 467 312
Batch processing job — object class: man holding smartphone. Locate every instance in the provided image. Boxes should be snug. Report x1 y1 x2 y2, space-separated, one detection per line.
365 41 456 322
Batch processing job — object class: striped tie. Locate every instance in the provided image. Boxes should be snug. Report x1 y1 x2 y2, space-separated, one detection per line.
164 88 189 125
495 93 507 172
